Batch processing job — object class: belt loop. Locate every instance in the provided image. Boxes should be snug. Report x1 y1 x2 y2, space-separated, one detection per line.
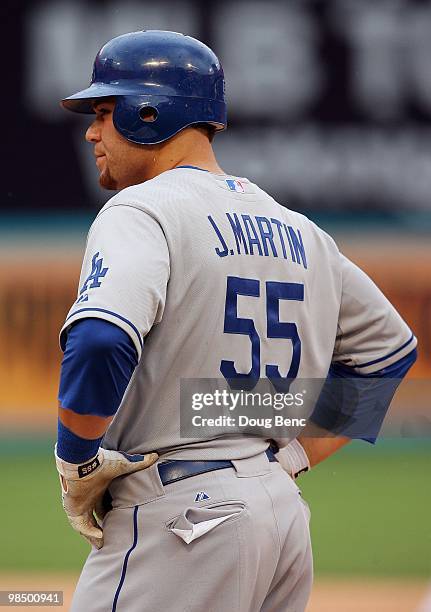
231 452 273 478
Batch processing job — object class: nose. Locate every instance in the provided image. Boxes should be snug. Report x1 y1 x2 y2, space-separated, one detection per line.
85 118 100 143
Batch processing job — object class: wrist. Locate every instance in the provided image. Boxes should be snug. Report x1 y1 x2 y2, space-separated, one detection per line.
54 443 104 480
276 438 310 479
57 418 103 465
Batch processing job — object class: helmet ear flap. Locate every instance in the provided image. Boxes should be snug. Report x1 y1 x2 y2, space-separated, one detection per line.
112 94 225 145
112 95 178 145
112 96 160 144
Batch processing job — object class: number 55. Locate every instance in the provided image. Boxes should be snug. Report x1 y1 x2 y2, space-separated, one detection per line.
220 276 304 391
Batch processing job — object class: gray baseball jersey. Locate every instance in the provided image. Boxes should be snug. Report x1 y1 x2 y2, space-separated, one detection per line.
61 167 416 459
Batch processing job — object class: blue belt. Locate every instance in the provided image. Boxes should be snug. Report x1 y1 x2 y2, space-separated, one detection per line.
157 447 278 486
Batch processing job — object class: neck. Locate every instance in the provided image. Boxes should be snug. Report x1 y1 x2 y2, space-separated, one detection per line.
146 128 225 179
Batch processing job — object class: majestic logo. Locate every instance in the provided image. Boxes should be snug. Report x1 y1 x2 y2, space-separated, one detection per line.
77 252 108 302
194 491 211 502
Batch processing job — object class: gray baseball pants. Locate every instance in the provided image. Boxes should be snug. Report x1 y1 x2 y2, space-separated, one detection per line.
71 451 313 612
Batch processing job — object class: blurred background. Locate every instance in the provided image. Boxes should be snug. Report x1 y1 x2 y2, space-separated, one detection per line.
0 0 430 610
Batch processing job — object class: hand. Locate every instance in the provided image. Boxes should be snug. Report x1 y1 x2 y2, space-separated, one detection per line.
55 446 158 549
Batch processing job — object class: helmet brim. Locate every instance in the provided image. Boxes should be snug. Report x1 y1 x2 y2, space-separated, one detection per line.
61 83 140 114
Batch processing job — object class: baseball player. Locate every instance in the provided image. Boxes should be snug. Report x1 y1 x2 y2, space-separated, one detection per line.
55 31 417 612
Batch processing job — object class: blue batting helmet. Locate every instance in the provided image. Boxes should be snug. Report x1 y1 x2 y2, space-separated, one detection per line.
61 30 227 145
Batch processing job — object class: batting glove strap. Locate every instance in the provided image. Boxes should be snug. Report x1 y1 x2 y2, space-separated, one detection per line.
276 439 310 479
55 444 104 481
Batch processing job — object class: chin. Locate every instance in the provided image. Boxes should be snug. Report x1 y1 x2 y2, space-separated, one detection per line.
98 166 149 190
99 169 118 191
99 178 118 191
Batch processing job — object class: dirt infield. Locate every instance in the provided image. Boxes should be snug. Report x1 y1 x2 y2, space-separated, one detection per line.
307 579 430 612
0 574 428 611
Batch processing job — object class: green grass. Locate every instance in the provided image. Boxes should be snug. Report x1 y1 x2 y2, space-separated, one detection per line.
300 441 431 577
0 438 430 576
1 452 88 571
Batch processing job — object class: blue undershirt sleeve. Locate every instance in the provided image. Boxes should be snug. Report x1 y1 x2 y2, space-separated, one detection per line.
309 348 417 443
58 318 139 417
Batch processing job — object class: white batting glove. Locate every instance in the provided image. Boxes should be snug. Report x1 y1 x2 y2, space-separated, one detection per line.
55 446 158 549
276 439 310 479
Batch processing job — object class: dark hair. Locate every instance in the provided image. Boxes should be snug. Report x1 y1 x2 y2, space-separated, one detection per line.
193 123 217 143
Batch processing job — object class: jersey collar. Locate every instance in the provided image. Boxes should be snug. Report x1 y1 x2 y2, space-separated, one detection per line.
174 165 209 172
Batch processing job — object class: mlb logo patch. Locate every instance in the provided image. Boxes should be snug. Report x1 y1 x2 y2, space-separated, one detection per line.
225 178 245 193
